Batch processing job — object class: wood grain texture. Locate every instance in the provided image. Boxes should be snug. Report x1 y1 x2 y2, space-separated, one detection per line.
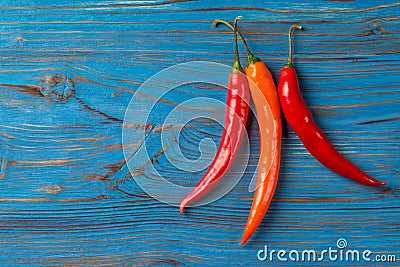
0 0 399 266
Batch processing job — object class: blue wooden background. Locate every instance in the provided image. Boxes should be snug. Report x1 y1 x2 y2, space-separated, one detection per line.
0 0 399 266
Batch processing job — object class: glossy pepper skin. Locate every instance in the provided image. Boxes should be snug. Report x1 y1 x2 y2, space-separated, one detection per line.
278 25 386 187
213 19 282 245
240 60 282 245
180 17 250 213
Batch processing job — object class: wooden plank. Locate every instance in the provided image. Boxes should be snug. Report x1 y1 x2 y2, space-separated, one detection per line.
0 0 399 265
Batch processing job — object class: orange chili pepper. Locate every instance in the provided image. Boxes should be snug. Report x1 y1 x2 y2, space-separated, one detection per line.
213 19 282 245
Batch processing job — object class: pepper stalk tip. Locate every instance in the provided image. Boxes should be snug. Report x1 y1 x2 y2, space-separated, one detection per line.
285 24 303 68
211 19 220 28
232 16 244 72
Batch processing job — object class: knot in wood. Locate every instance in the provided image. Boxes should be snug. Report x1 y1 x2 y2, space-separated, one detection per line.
39 74 75 101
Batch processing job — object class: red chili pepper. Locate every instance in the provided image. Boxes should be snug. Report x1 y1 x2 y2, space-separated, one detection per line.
278 25 386 186
212 19 282 245
180 17 250 213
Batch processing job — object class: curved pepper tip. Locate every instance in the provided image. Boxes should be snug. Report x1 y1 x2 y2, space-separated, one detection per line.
364 176 386 186
239 234 250 246
179 201 187 214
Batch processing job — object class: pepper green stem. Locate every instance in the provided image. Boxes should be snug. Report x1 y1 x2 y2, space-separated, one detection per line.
284 24 303 68
232 16 243 72
212 19 261 66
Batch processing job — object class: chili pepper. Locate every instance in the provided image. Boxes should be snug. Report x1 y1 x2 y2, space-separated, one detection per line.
179 17 250 213
213 19 282 245
278 25 386 187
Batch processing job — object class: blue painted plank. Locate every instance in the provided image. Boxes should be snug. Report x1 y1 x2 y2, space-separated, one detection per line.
0 0 399 266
